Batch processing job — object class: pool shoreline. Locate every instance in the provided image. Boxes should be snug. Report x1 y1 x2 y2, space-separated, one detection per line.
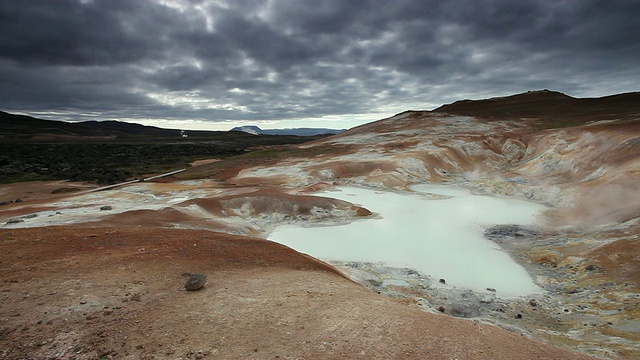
268 184 547 298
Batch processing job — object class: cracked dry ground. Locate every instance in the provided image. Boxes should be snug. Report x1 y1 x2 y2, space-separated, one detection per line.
0 226 591 359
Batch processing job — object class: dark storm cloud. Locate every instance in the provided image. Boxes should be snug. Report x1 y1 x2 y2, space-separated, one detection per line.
1 0 638 127
0 1 173 65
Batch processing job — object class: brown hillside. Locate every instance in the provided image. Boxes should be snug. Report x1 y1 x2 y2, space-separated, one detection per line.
435 90 640 128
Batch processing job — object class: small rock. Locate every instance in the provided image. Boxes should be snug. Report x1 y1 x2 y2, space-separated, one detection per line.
529 299 537 307
97 348 116 357
450 303 481 318
185 273 207 291
486 288 496 292
14 198 22 203
480 296 494 304
484 225 538 241
515 313 523 319
405 269 419 276
439 278 446 284
437 306 446 312
100 205 112 211
6 219 24 224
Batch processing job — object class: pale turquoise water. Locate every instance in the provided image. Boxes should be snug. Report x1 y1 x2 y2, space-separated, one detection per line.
268 185 546 297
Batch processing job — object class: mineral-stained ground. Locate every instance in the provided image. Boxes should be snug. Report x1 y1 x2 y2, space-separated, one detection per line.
1 90 639 359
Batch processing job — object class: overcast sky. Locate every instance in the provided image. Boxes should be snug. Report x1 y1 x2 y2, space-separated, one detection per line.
1 0 639 130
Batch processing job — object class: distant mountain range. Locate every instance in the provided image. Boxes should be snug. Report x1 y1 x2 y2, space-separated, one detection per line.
0 111 211 138
4 89 637 140
231 125 345 136
0 111 342 139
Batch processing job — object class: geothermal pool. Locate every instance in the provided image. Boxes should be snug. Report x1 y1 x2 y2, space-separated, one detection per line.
268 185 546 297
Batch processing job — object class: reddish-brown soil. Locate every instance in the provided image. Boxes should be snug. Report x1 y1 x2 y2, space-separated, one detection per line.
0 180 96 205
0 226 591 359
587 238 640 283
190 159 222 167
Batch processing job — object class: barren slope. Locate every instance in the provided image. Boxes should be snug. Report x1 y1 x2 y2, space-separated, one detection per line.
0 227 590 360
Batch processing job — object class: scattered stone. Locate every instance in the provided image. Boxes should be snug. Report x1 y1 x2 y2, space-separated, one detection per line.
439 278 446 284
486 287 496 292
437 306 446 312
585 264 599 271
480 295 494 304
515 314 523 319
6 219 24 224
450 303 481 318
100 205 112 211
185 273 207 291
97 348 116 357
14 198 22 203
484 224 538 241
404 269 419 276
529 299 537 307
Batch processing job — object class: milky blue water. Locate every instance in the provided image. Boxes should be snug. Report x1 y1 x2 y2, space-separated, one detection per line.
268 185 546 297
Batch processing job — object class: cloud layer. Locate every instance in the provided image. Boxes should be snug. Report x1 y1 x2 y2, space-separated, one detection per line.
1 0 638 128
